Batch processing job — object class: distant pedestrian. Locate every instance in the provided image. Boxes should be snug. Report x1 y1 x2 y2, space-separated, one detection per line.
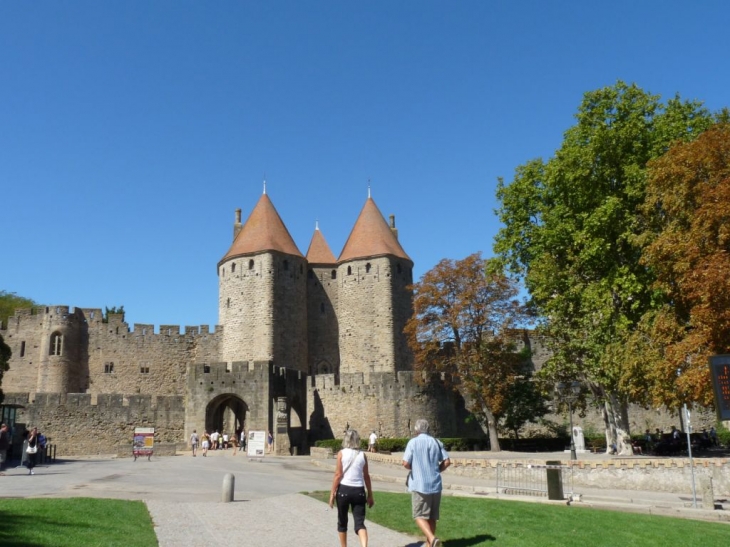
710 426 718 447
402 419 450 547
368 431 377 453
329 429 374 547
267 431 274 453
201 431 210 457
0 423 9 473
190 430 199 457
26 427 40 475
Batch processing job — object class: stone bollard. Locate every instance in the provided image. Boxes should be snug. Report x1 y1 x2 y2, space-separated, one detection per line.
699 476 715 510
546 461 564 501
222 473 235 503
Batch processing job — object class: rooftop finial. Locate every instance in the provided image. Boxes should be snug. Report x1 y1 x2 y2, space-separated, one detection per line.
263 175 267 195
315 218 320 231
367 179 371 199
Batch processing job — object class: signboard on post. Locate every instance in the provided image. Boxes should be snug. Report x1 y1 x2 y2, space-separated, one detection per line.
709 355 730 421
247 430 266 457
133 427 155 461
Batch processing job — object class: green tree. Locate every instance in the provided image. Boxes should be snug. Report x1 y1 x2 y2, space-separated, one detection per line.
494 82 714 454
0 291 37 326
404 253 528 452
0 334 10 405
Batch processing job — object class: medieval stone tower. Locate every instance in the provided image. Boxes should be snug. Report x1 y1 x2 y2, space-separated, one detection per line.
219 190 413 378
218 191 308 372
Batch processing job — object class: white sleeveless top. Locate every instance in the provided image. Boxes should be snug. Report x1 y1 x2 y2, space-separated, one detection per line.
340 448 366 487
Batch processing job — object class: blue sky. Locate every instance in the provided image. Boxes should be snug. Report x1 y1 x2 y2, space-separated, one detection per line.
2 1 729 330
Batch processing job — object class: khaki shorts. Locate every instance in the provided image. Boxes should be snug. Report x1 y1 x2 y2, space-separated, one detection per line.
412 491 441 520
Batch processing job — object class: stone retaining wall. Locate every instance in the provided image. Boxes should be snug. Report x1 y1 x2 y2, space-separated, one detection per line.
364 453 730 496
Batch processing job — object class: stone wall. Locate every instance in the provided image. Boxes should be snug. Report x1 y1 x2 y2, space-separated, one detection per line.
307 371 482 443
5 392 185 456
307 265 340 375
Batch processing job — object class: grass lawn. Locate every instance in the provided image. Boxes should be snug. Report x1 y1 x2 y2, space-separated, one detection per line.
0 497 157 547
309 491 729 546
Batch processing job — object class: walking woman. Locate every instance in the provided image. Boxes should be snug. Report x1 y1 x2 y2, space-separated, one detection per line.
329 429 374 547
26 427 39 475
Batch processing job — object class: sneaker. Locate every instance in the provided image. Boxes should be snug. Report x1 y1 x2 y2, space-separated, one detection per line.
30 470 34 475
431 539 441 547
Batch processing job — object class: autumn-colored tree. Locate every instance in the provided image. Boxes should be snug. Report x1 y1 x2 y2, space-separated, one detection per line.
627 123 730 409
404 252 528 452
494 82 715 454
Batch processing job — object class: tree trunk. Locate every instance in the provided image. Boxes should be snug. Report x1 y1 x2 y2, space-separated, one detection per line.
602 392 633 456
481 407 501 452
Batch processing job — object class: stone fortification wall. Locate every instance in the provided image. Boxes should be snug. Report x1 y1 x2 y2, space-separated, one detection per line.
86 313 218 397
308 371 481 443
307 265 340 375
5 392 185 456
337 257 413 374
0 306 218 399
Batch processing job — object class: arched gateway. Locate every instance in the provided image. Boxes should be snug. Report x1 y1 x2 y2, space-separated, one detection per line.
205 393 247 439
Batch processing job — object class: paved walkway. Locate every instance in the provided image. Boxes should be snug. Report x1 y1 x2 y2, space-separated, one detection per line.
1 448 728 546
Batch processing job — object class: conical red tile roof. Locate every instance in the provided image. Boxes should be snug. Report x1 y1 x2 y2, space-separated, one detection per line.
338 198 411 263
306 227 337 264
219 194 303 264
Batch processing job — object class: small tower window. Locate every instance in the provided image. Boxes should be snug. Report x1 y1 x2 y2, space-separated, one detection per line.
227 298 231 308
231 263 236 273
347 266 352 276
283 260 289 271
49 332 63 356
140 366 150 374
365 263 371 273
397 263 402 274
331 270 337 280
104 362 114 374
248 259 254 270
320 302 325 314
308 270 314 279
300 264 303 274
20 341 26 357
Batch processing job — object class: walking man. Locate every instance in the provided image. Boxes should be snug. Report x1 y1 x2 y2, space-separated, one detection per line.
402 419 450 547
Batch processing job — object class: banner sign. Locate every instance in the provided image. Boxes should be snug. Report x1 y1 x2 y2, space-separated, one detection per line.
709 355 730 421
133 427 155 458
247 430 266 457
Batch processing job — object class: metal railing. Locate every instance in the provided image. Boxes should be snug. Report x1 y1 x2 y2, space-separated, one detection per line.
496 462 573 499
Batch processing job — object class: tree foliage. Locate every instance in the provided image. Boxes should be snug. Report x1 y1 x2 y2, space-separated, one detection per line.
493 81 715 451
0 291 38 327
103 306 125 323
404 252 529 452
625 123 730 408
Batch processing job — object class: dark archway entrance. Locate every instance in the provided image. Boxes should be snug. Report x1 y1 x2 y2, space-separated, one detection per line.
205 394 248 439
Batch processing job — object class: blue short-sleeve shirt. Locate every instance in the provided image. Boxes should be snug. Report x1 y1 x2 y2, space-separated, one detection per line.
403 433 450 494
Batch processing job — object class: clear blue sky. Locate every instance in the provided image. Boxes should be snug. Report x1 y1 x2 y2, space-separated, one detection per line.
2 2 728 330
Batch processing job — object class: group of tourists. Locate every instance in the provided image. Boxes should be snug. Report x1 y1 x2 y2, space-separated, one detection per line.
329 419 449 547
189 429 247 457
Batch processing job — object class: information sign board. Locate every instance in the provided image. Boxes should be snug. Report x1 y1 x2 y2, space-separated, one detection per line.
709 355 730 421
247 430 266 457
133 427 155 460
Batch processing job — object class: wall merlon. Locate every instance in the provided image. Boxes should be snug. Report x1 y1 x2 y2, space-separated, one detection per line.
67 393 92 406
